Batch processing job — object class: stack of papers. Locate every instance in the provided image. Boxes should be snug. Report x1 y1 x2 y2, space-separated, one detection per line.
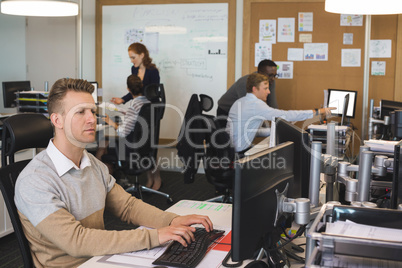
98 102 127 114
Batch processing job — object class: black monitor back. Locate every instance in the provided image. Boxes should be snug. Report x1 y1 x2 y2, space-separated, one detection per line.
231 142 294 262
275 118 311 198
381 99 402 119
2 81 31 108
391 140 402 209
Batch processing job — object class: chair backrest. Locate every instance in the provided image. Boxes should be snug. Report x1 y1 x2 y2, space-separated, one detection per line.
176 94 216 183
117 84 165 173
203 116 236 189
1 113 53 166
0 159 33 267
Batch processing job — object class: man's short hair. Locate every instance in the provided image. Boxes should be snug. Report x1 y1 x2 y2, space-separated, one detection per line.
257 59 277 73
47 78 94 115
246 73 268 93
127 75 143 96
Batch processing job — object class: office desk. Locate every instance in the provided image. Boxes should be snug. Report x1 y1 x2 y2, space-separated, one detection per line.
79 200 244 268
80 200 306 268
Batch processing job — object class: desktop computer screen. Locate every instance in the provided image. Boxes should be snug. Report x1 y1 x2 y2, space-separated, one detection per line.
327 89 357 118
2 81 31 108
231 141 294 264
90 82 98 104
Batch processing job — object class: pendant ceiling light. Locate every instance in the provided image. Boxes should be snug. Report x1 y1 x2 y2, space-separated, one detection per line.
1 0 78 17
325 0 402 15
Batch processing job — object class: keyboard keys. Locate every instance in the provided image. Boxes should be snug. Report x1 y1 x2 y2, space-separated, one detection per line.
152 227 225 268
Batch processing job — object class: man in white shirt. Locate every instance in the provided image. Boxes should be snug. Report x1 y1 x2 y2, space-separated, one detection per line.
226 73 334 153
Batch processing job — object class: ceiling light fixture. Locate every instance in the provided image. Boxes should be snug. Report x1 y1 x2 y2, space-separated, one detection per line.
0 0 79 17
325 0 402 15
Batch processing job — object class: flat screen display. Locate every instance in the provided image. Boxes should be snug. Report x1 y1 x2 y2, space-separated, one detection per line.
90 82 98 104
327 89 357 118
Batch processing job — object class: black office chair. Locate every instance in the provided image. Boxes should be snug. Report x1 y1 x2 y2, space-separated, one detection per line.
0 113 54 268
105 84 173 203
2 113 53 166
177 94 234 202
202 114 235 203
176 94 214 183
0 160 33 268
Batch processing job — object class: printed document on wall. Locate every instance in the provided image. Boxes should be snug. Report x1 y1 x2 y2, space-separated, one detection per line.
370 40 392 58
340 15 363 26
255 42 273 67
304 43 328 61
298 12 313 32
372 61 386 76
259 20 276 43
287 48 304 61
278 18 295 42
276 61 294 79
341 49 361 67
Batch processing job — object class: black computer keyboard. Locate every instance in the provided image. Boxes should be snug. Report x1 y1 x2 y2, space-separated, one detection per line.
152 227 225 268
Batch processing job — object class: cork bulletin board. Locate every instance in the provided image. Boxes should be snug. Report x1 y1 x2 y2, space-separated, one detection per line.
243 0 401 141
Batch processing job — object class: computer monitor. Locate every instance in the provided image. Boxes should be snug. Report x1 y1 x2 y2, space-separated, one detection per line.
380 99 402 119
391 140 402 209
231 141 294 263
276 118 311 198
327 89 357 119
2 81 31 108
90 81 98 104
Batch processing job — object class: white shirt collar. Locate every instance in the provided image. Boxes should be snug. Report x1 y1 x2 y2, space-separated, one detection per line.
46 139 92 177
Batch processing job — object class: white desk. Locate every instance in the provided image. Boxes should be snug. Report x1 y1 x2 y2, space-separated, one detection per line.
79 200 306 268
79 200 238 268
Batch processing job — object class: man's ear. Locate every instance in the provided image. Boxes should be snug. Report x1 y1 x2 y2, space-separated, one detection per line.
50 113 63 129
252 86 258 93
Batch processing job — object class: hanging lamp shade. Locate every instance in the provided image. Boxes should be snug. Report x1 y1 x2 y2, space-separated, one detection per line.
325 0 402 15
0 0 78 17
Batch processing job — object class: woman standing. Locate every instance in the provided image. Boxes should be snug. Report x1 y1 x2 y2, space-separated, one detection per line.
111 42 160 105
109 43 162 190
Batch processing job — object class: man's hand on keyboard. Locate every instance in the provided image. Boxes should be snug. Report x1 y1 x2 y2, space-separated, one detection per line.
158 225 195 247
170 214 213 232
157 214 213 247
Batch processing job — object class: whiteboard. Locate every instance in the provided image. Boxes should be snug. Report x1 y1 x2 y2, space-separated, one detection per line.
102 3 228 140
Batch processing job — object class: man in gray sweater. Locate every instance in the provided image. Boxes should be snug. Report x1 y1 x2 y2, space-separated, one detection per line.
15 78 213 268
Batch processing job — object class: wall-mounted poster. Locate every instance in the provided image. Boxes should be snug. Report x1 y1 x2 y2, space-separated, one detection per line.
278 18 295 42
304 43 328 61
298 12 313 31
255 42 273 67
259 19 276 43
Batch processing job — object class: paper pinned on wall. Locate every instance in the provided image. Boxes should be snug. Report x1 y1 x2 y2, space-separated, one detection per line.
278 18 295 42
298 12 313 32
371 61 386 76
304 43 328 61
255 42 273 67
299 33 312 43
287 48 304 61
370 40 392 58
275 61 294 79
259 19 276 43
343 33 353 45
341 49 361 67
340 14 363 26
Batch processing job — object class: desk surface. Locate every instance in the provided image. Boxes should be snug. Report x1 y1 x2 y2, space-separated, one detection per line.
79 200 236 268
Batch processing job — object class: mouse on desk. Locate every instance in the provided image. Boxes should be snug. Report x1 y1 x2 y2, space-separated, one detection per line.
244 260 269 268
